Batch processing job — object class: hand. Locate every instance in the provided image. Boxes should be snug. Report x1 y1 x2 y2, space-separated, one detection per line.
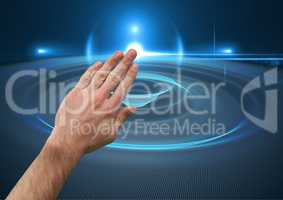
6 50 138 200
47 49 138 158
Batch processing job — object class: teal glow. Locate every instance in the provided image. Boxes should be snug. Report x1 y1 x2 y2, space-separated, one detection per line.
107 121 245 151
130 25 139 34
37 48 48 54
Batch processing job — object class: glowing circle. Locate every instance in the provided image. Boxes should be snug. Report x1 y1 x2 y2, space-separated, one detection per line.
37 48 47 54
222 49 233 54
11 55 262 152
130 25 139 34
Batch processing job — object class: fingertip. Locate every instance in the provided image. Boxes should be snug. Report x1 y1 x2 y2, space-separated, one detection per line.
108 51 124 65
88 61 103 72
127 49 137 58
115 50 124 58
95 61 103 66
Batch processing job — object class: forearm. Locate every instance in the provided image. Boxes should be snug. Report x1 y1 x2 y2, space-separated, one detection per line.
6 50 137 200
6 133 82 200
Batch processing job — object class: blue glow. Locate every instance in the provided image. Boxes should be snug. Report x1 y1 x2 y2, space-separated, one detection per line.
36 115 247 151
86 35 94 64
107 121 246 151
16 54 274 151
222 49 233 54
130 25 139 34
85 21 185 63
37 48 48 54
176 32 184 65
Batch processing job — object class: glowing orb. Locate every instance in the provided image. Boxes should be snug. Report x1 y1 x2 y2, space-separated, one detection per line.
130 25 139 34
222 49 233 54
37 48 47 54
126 42 144 57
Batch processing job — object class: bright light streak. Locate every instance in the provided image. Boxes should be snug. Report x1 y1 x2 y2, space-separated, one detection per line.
126 42 144 57
222 49 233 54
130 25 139 34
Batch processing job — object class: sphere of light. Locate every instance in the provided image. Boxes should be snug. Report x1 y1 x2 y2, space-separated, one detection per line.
130 25 139 34
222 49 233 54
37 48 47 54
126 42 144 57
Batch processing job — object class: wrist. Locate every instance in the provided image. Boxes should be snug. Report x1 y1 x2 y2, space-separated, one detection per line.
44 130 84 164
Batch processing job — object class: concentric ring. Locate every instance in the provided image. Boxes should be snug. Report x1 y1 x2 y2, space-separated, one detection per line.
6 55 263 151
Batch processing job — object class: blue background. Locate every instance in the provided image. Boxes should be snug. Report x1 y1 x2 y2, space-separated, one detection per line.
0 0 283 198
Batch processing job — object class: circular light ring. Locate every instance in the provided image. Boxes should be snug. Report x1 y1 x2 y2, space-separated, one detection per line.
4 55 262 151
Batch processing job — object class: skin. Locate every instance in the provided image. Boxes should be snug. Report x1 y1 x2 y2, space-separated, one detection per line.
6 49 138 200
